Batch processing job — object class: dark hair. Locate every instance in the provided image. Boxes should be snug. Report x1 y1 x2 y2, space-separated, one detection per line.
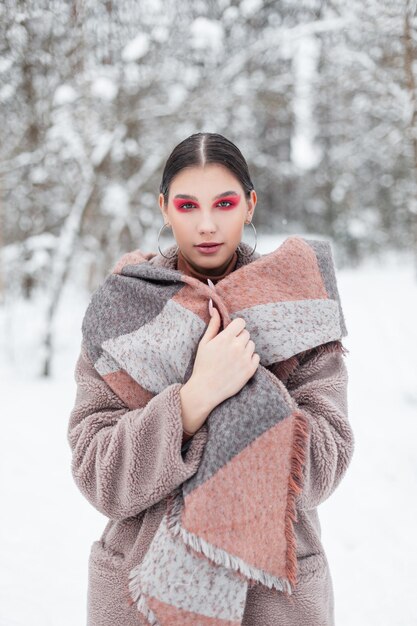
159 132 254 206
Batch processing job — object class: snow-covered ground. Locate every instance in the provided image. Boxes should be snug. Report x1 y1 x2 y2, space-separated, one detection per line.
1 234 416 625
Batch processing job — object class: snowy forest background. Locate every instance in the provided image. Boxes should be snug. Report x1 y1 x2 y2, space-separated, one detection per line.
1 1 417 625
1 0 417 376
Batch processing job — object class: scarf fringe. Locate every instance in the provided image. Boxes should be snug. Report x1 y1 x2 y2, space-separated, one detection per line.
319 339 349 356
284 408 310 593
298 339 349 363
271 340 349 387
267 354 299 385
126 575 159 626
165 488 293 595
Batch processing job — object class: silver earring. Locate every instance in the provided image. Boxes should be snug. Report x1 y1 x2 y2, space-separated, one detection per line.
237 221 257 256
157 223 179 259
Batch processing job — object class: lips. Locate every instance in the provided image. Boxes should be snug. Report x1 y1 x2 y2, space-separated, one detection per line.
195 243 223 254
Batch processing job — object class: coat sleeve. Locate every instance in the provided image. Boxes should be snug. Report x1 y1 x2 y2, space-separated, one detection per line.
67 341 208 521
285 342 355 512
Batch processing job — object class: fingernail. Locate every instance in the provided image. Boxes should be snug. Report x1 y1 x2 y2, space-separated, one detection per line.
208 298 214 316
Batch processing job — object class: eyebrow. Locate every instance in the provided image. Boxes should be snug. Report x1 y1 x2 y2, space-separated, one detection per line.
173 190 239 201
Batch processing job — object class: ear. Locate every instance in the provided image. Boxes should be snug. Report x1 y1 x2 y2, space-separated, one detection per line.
158 193 168 220
246 189 257 220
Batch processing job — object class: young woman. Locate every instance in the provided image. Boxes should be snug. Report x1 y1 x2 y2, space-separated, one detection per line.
68 132 355 625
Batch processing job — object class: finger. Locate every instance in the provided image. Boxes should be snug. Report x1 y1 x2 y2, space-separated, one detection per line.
224 316 246 337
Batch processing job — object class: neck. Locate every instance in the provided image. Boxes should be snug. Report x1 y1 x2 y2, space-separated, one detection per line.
177 248 238 283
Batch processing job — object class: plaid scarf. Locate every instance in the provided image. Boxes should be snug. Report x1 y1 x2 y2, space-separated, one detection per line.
81 235 347 625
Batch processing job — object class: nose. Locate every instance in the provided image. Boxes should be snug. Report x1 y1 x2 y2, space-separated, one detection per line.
197 211 217 234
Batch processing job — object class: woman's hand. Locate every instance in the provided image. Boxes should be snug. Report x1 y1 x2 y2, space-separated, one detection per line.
179 306 260 435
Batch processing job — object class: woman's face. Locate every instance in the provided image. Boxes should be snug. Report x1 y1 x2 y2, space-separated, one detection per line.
158 163 257 275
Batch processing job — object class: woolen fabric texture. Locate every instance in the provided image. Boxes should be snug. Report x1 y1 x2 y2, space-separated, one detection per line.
68 236 355 626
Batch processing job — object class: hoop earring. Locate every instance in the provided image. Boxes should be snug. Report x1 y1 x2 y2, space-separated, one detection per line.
237 221 257 257
157 223 179 259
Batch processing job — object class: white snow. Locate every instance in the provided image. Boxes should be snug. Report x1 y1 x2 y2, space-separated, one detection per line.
121 33 150 63
53 84 78 106
151 25 169 44
239 0 264 18
167 84 188 108
190 17 224 52
90 76 118 102
0 83 14 103
101 182 130 217
1 234 416 625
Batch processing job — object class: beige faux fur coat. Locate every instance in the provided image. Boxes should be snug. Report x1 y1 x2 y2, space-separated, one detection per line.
67 243 355 625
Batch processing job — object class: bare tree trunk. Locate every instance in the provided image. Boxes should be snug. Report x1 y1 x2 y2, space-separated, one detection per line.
41 181 95 377
40 127 124 377
403 1 417 276
0 193 4 305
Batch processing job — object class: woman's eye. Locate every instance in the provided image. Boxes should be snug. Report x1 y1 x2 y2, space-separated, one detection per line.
178 200 233 210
